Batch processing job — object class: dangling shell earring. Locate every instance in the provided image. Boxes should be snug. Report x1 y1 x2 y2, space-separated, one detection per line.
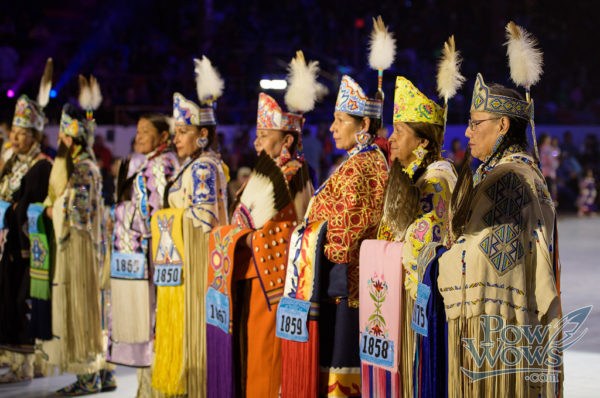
355 130 370 145
196 136 208 150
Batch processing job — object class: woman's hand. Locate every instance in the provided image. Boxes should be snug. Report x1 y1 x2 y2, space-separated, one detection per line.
45 207 53 219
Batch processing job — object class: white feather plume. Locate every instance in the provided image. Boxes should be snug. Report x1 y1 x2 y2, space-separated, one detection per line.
37 58 53 108
368 16 396 71
505 21 543 88
194 56 224 104
88 75 103 110
166 116 176 136
78 75 103 111
436 35 466 103
284 50 321 113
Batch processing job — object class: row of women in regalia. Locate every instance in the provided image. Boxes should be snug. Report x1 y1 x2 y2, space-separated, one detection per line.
0 16 562 398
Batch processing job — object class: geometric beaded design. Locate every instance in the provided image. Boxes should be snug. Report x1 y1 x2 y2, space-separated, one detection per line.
479 171 530 274
471 73 532 121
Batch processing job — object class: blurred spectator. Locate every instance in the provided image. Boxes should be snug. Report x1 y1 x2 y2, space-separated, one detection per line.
577 168 597 217
228 166 251 205
539 134 559 203
556 151 581 213
93 135 113 171
448 138 465 169
301 128 323 185
580 134 600 173
230 131 257 172
41 133 57 158
561 131 579 159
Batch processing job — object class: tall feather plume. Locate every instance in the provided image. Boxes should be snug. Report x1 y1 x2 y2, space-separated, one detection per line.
78 75 91 110
194 56 224 105
37 58 53 108
88 75 103 110
284 50 321 113
368 16 396 71
505 21 543 90
436 36 465 104
505 21 543 162
78 75 103 111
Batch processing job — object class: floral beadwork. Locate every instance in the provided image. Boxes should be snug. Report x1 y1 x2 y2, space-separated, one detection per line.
365 272 389 338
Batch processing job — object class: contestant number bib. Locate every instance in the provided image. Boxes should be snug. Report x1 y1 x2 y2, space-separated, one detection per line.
111 252 146 279
411 283 431 337
27 204 44 234
0 201 11 229
206 287 230 334
153 265 182 286
360 333 394 368
276 297 310 342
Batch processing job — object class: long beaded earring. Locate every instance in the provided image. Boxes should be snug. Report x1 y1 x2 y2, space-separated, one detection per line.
196 136 208 150
355 130 370 146
404 145 428 178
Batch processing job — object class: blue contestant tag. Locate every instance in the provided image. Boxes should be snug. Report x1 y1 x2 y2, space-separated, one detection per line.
111 251 146 279
0 201 11 230
411 283 431 337
27 204 44 234
153 264 182 286
205 287 230 334
359 332 394 368
275 297 310 342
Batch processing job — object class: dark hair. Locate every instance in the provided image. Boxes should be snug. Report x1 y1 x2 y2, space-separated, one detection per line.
204 124 218 151
349 114 382 138
282 130 300 155
140 113 171 137
450 82 530 239
405 121 443 173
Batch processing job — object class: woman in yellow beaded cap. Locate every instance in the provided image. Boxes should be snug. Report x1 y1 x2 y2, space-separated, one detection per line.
359 36 462 397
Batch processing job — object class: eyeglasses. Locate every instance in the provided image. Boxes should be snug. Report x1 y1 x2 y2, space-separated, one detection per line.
468 117 501 130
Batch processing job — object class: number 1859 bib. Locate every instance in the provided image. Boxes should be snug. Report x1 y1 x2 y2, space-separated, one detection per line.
276 296 310 342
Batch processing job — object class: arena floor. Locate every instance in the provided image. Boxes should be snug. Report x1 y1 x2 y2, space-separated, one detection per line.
1 216 599 397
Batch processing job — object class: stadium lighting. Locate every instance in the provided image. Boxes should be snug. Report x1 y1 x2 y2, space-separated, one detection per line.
6 89 15 98
50 89 57 98
260 79 287 90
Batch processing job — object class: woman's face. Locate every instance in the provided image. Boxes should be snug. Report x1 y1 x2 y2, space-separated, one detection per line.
173 124 205 158
58 130 74 150
465 111 505 161
254 129 285 158
329 111 365 151
389 122 427 167
135 118 167 155
11 126 36 154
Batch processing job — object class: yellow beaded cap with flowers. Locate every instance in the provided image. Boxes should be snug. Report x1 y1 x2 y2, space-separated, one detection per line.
392 76 445 126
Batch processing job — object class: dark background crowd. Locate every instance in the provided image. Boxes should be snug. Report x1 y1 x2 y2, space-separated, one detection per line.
1 0 598 214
